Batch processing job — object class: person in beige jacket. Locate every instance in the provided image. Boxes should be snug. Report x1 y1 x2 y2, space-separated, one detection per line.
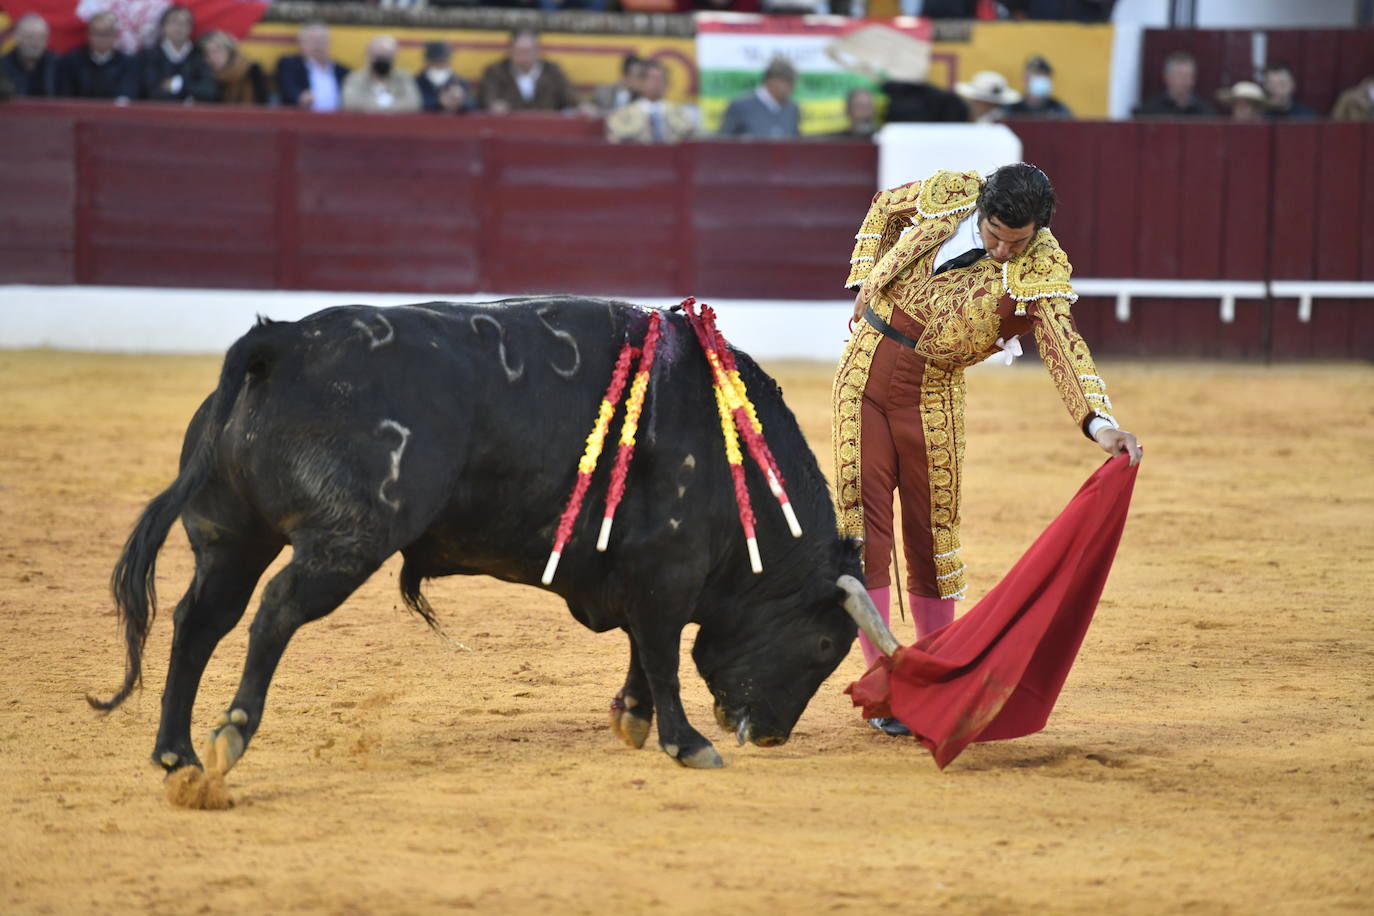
341 34 420 114
605 61 698 144
1331 75 1373 121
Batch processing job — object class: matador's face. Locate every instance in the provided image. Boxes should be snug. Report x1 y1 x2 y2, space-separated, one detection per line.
978 216 1036 264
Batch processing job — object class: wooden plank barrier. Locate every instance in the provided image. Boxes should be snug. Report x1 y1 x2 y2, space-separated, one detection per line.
1 99 1371 358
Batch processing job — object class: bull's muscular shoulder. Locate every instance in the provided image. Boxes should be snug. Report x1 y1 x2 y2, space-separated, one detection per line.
1003 228 1077 305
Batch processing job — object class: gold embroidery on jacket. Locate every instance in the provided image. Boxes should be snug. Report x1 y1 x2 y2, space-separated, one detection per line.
920 362 967 599
833 175 1118 563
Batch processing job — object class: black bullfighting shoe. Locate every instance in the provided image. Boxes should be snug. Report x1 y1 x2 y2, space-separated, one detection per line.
867 717 912 737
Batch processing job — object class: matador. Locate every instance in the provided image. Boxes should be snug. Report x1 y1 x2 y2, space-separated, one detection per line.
832 165 1142 734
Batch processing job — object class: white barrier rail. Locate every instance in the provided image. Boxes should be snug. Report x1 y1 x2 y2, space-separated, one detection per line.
1074 279 1374 324
1268 281 1374 323
2 280 1371 357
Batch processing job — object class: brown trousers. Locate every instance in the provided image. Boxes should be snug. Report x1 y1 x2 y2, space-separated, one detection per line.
859 309 963 597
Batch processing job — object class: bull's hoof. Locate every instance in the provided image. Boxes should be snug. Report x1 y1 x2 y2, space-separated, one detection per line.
153 743 201 774
663 742 725 769
205 722 246 775
609 695 653 749
165 720 246 810
164 764 233 810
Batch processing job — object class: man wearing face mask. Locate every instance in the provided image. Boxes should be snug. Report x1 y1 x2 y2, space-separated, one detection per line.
1005 56 1073 119
416 41 473 114
342 34 420 114
833 165 1141 736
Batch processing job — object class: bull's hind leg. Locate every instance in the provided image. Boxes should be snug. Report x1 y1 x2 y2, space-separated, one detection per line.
153 536 282 773
609 633 654 749
627 618 722 769
204 533 385 777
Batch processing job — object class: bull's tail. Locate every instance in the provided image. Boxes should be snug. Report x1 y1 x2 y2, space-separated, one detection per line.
89 318 285 712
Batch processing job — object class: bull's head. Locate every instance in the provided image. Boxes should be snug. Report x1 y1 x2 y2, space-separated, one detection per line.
690 546 897 748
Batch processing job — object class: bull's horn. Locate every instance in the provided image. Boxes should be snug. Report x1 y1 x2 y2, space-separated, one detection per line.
836 574 900 657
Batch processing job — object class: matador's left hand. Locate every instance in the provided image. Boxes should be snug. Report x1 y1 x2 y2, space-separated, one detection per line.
1095 427 1143 466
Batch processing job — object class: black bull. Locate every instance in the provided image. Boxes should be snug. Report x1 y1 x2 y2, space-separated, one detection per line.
93 297 894 775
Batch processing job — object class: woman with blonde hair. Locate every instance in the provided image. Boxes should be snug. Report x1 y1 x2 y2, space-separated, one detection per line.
201 31 267 105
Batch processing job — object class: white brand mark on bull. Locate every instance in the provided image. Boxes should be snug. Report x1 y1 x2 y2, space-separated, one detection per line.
678 453 696 498
353 313 395 350
377 419 411 510
537 307 581 378
469 315 524 383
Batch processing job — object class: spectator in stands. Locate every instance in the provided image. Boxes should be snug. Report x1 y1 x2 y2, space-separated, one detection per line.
201 31 267 105
1261 63 1315 119
1004 55 1072 118
1331 75 1374 121
1000 0 1115 20
718 57 801 138
137 6 216 103
479 28 582 114
417 41 472 114
1216 81 1267 123
591 54 643 115
276 21 349 112
606 60 698 143
954 70 1020 123
539 0 609 11
1135 50 1212 117
342 34 420 114
1 13 58 98
56 13 136 100
828 87 878 140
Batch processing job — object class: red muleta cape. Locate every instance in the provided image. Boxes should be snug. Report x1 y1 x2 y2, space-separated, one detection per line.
846 454 1139 769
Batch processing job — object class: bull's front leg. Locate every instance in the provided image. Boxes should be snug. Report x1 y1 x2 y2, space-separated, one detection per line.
609 631 654 749
627 619 722 769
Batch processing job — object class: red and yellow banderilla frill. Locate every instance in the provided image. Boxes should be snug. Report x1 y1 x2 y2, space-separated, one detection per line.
543 301 799 583
542 339 639 585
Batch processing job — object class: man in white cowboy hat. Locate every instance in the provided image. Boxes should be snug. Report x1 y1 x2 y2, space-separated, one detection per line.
1216 80 1268 123
954 70 1021 123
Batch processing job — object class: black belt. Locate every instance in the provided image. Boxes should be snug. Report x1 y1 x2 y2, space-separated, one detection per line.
864 307 918 349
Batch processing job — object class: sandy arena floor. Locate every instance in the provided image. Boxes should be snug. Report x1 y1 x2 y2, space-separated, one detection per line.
0 349 1371 914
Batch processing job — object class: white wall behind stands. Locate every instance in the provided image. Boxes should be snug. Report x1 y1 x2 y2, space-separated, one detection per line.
1113 0 1362 27
0 286 856 363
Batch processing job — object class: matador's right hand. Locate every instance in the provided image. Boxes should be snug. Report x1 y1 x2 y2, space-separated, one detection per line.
851 291 866 323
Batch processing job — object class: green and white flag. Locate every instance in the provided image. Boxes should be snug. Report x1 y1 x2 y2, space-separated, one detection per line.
696 13 934 136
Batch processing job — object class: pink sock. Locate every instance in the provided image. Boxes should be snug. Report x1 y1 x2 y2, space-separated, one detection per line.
910 594 954 640
857 586 891 667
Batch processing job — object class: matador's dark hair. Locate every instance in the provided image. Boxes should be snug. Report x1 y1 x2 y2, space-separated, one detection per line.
977 163 1056 230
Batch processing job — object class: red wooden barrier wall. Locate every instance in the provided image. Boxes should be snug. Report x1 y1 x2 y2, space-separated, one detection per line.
2 100 1371 358
1013 118 1374 360
0 100 875 302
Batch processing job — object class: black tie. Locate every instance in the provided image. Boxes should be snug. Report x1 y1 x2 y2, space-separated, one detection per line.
934 247 987 276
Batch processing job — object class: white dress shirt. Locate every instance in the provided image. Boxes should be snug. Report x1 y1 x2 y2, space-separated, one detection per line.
306 59 340 112
514 62 542 102
934 210 986 274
